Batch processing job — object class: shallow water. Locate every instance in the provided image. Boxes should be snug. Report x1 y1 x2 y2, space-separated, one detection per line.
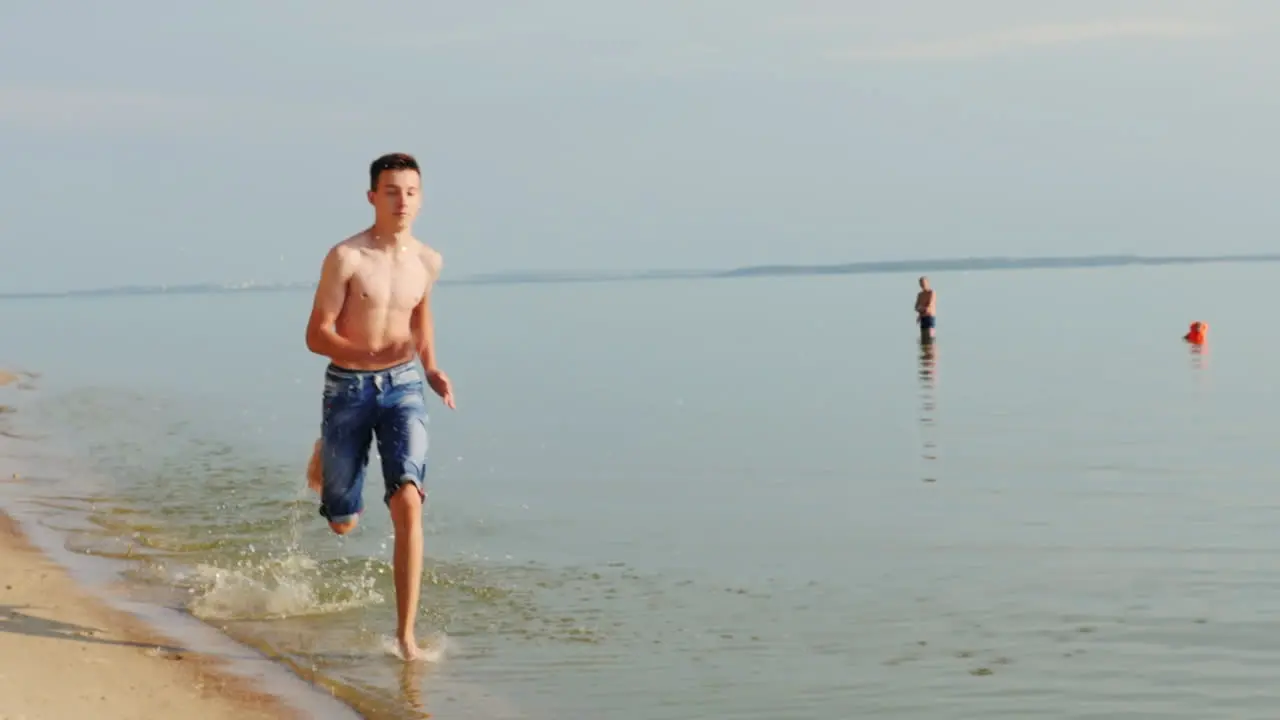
2 264 1279 718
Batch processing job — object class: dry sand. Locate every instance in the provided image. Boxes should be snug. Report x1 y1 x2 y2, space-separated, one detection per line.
0 512 308 720
0 371 15 387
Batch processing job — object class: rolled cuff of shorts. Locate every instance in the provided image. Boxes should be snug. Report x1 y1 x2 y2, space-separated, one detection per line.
318 506 361 525
384 474 426 506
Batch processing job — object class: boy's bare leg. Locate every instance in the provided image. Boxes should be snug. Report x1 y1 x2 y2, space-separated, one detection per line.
389 484 425 661
306 438 323 493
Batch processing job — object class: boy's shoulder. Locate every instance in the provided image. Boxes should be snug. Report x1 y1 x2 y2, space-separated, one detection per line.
416 239 444 285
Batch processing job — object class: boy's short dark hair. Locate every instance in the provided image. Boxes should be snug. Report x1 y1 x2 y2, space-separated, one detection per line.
369 153 420 191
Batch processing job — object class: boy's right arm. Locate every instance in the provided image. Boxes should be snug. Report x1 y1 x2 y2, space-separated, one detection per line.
305 247 362 360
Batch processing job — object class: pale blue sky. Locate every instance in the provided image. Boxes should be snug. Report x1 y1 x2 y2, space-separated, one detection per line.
2 1 1278 293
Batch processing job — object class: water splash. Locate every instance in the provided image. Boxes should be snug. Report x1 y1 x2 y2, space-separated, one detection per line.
179 552 385 621
379 633 451 663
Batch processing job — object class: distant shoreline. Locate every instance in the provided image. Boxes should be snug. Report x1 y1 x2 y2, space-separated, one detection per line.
4 252 1280 301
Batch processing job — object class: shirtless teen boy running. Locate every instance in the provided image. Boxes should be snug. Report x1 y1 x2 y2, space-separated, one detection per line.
303 152 456 661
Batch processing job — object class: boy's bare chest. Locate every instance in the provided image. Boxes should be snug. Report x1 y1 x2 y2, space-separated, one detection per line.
348 255 427 309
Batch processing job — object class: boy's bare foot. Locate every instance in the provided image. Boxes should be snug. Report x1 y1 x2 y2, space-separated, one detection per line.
399 635 421 662
306 439 323 493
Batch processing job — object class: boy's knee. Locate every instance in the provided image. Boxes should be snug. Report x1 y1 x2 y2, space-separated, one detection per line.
329 518 358 535
389 482 423 522
391 483 422 508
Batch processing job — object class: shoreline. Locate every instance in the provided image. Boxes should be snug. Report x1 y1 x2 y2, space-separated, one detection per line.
0 369 364 719
0 509 311 719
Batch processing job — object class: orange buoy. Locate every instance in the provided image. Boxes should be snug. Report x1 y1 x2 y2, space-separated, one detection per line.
1184 321 1208 345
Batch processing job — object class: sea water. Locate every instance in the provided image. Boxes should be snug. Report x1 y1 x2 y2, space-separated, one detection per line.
2 263 1280 718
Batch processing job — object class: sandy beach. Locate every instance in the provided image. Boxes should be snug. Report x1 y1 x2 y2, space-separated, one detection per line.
0 367 306 720
0 512 305 720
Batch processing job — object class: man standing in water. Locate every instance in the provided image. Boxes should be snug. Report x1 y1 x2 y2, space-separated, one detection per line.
915 276 937 342
303 152 455 661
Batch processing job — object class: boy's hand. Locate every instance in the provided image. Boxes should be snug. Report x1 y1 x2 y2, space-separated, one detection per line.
426 368 456 409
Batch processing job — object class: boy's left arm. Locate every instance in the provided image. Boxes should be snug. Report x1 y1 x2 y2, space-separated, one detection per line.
413 246 455 408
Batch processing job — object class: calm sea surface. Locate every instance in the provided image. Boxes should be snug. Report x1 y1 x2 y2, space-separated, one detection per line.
2 264 1279 719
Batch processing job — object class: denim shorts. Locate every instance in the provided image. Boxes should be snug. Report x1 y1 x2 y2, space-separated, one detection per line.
317 359 429 524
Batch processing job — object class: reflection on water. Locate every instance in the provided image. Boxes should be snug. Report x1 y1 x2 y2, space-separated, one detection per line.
1188 342 1210 397
1189 342 1208 371
399 661 428 719
917 340 938 483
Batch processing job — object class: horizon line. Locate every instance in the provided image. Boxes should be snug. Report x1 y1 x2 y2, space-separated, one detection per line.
2 251 1278 300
